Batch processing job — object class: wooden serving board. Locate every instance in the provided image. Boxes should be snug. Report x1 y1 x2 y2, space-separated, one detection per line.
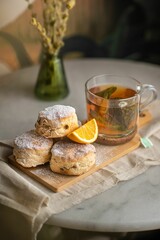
8 110 152 192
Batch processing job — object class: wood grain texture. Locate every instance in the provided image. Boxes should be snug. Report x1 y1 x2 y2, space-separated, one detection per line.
8 111 151 192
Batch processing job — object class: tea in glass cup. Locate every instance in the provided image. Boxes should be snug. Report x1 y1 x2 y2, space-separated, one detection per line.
85 74 157 145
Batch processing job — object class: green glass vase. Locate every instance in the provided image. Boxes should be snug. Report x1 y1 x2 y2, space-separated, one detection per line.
34 54 69 101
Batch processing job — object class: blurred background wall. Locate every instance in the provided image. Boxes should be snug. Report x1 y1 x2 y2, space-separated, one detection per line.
0 0 160 76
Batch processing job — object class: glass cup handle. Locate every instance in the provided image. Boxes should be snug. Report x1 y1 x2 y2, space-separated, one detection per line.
139 84 157 112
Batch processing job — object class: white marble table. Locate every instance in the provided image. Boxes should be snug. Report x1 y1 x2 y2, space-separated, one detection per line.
1 59 160 233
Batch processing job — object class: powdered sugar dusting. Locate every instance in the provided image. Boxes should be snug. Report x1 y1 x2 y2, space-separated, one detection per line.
39 105 76 120
32 166 67 182
51 140 96 160
14 130 53 149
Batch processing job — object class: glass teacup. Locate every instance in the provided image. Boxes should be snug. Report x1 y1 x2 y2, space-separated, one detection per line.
85 74 157 145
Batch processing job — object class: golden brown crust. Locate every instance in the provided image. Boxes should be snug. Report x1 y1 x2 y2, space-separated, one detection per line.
35 105 79 138
50 140 96 175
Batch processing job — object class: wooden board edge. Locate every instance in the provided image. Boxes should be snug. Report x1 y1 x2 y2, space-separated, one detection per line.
8 156 58 192
55 165 98 192
54 135 141 192
8 134 141 192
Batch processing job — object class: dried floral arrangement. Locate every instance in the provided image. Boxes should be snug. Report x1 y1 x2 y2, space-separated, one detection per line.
26 0 76 56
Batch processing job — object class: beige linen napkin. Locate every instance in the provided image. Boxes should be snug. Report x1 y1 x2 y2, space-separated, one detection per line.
1 101 160 240
0 141 50 240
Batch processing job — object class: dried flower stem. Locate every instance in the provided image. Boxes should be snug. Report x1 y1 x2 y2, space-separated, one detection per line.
26 0 75 56
31 17 54 54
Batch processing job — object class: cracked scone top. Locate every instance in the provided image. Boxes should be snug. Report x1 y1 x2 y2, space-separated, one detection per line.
14 130 53 149
35 105 79 138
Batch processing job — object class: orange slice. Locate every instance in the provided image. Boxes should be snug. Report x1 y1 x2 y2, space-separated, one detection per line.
67 119 98 144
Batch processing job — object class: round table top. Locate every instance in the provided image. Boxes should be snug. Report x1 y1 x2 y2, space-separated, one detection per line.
1 59 160 232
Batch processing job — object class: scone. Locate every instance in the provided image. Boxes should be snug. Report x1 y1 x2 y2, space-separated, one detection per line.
50 140 96 175
35 105 79 138
13 130 53 168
